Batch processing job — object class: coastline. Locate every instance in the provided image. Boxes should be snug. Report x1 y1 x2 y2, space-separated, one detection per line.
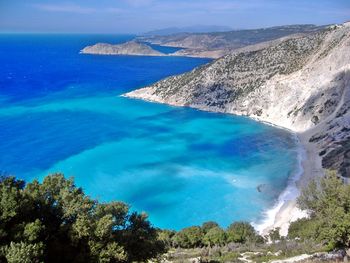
257 129 324 236
123 94 325 235
254 134 306 236
122 21 350 236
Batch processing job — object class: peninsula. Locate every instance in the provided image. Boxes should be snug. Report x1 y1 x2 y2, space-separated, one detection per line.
80 41 165 56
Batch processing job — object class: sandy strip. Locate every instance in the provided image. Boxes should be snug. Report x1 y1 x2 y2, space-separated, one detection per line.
260 127 325 236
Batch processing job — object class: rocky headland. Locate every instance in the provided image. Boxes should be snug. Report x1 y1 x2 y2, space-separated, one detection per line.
80 41 165 56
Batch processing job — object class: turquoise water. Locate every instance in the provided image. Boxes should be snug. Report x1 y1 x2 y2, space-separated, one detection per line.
0 34 299 230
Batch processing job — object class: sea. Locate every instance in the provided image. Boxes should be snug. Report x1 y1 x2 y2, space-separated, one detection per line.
0 34 301 230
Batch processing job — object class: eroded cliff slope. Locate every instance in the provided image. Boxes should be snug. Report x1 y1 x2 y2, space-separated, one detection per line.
125 23 350 177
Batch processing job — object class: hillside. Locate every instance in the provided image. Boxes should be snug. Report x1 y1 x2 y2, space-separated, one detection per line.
81 25 326 59
80 41 165 56
143 25 232 36
125 23 350 177
138 25 326 57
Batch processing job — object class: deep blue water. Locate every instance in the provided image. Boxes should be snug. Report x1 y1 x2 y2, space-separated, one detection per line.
0 34 300 230
146 43 183 54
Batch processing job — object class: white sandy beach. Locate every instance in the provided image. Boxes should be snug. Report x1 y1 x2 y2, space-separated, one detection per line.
260 127 325 236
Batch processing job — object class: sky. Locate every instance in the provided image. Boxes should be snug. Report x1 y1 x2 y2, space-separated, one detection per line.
0 0 350 33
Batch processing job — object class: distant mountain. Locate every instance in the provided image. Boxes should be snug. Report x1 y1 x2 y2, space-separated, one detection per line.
139 24 326 50
143 25 232 36
83 24 327 59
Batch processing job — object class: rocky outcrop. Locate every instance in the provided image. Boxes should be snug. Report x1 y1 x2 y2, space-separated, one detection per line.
80 41 165 56
125 23 350 177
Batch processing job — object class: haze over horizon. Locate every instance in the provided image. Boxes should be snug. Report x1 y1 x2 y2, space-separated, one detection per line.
0 0 349 34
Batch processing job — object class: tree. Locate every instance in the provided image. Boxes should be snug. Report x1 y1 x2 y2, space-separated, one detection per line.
203 227 226 247
157 229 176 249
288 218 319 241
2 242 44 263
296 170 350 250
118 212 166 262
0 174 166 262
173 226 203 248
226 222 257 243
268 228 281 243
201 221 219 234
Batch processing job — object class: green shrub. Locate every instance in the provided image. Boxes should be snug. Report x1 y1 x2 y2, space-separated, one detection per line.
157 229 176 249
296 170 350 250
288 218 319 240
268 227 282 243
4 242 43 263
203 227 227 247
173 226 204 248
201 221 219 234
226 222 257 243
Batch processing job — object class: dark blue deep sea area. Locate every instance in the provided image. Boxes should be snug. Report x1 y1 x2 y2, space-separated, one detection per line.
0 34 300 230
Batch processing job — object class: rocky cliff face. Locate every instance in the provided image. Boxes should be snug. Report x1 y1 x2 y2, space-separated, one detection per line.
125 23 350 177
80 41 165 56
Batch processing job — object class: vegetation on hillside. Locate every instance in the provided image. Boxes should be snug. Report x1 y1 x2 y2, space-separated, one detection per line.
1 170 349 262
288 170 350 251
167 221 262 250
160 171 350 262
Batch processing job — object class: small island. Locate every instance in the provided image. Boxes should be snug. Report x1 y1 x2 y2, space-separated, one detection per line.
80 41 165 56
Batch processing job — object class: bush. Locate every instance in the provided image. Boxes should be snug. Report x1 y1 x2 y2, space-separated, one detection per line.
296 170 350 250
226 222 258 243
157 229 176 249
288 218 319 240
173 226 204 248
3 242 44 263
203 227 227 247
201 221 219 234
269 228 282 243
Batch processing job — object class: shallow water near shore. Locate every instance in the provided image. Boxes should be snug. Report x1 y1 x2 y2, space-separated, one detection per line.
0 34 300 230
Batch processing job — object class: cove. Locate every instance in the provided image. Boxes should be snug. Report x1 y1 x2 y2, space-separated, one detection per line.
0 34 299 230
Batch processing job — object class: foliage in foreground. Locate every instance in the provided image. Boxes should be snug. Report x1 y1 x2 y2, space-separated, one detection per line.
0 174 166 263
164 238 324 263
3 170 349 262
288 170 350 251
162 220 264 249
164 170 350 262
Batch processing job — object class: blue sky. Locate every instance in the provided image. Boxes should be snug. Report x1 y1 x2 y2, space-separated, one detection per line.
1 0 349 33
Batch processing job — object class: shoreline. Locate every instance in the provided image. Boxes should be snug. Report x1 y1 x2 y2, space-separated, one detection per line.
253 133 307 236
256 129 324 236
123 94 325 235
